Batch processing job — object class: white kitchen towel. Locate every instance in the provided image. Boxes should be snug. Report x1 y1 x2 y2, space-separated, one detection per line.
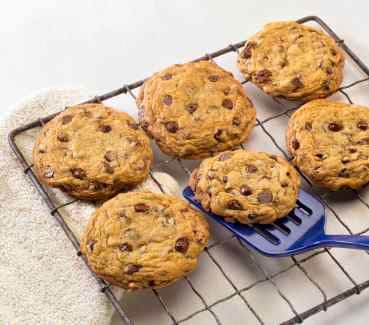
0 89 179 325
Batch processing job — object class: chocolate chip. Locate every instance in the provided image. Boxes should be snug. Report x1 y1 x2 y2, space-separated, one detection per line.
315 153 325 160
62 115 73 125
358 121 368 131
349 148 357 153
255 69 272 83
119 210 129 219
103 162 114 174
134 203 149 213
222 99 233 110
92 181 108 190
232 117 241 126
71 168 86 179
119 243 133 252
358 137 369 144
161 73 172 80
248 214 258 220
163 95 173 105
240 185 252 196
104 151 116 162
257 190 273 203
60 184 74 192
99 125 112 133
124 264 141 274
326 67 333 75
291 77 304 90
83 110 92 118
165 121 178 133
322 80 330 91
128 122 139 130
218 152 231 161
140 120 149 131
331 48 337 56
242 42 256 59
246 164 258 173
305 122 312 130
280 59 288 68
328 122 343 132
338 169 350 178
88 240 96 252
292 139 300 150
148 280 156 287
207 172 215 180
341 157 350 164
175 237 189 253
214 129 225 142
222 176 228 183
57 131 69 142
208 75 219 82
281 182 289 188
227 199 243 210
223 87 231 95
186 103 198 114
44 167 54 178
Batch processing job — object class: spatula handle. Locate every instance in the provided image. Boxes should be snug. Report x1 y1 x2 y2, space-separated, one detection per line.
315 234 369 250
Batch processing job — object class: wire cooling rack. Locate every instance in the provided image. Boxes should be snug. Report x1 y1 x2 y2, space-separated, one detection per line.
8 16 369 325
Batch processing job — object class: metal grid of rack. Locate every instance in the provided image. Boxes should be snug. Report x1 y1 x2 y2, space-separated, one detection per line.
8 16 369 325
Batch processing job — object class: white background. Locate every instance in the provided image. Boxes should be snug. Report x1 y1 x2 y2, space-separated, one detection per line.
2 1 369 324
1 0 369 117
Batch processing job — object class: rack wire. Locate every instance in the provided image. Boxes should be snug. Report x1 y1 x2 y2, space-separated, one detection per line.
8 16 369 325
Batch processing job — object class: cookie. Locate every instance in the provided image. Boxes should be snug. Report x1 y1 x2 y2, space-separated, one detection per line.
287 99 369 190
237 21 344 101
80 192 209 290
189 149 300 224
137 60 256 159
33 103 153 200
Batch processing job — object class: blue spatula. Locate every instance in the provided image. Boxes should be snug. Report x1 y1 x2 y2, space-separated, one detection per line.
183 187 369 257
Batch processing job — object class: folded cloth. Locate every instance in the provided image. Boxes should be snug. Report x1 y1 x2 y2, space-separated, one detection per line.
0 89 179 325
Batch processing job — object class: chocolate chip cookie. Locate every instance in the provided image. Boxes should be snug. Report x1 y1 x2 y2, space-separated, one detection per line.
189 149 300 224
287 99 369 190
237 21 344 101
33 103 153 200
80 192 209 290
137 60 256 159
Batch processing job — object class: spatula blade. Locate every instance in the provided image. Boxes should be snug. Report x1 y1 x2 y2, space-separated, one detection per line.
183 187 325 257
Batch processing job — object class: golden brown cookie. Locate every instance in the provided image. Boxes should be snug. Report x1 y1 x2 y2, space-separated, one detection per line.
33 103 153 200
237 21 344 101
80 192 209 290
189 149 300 224
287 99 369 190
137 60 256 159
